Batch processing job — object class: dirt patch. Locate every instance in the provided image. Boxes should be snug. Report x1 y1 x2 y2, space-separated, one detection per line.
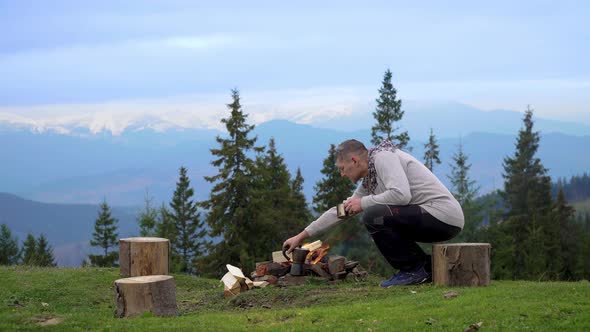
31 315 62 327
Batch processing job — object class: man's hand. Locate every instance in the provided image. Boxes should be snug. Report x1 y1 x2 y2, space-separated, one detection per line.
344 197 363 215
282 231 310 254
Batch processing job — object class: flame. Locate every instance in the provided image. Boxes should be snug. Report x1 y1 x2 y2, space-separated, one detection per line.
307 244 330 264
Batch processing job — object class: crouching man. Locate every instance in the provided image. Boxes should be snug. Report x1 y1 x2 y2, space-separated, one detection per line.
283 139 464 287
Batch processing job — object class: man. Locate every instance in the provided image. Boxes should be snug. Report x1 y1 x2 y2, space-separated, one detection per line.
283 139 464 287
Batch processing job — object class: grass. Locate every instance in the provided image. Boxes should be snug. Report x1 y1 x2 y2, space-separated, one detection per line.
573 198 590 217
1 266 589 331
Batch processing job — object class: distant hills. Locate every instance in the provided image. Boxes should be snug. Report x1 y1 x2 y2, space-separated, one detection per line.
0 193 138 266
1 117 588 207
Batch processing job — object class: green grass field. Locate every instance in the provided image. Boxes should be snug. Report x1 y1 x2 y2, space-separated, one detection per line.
1 266 589 331
573 198 590 217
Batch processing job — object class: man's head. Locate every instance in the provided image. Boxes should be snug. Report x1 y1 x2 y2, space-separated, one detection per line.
336 139 369 182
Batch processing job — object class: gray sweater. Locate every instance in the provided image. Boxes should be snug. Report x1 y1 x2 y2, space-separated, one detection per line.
305 149 465 237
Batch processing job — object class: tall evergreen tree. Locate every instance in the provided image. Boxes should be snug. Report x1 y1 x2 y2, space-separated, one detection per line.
313 144 356 213
447 141 481 241
502 106 553 217
137 190 158 237
423 128 441 172
21 233 37 265
169 166 208 274
371 69 410 149
501 106 555 279
89 200 119 267
35 234 56 267
0 224 20 265
290 167 312 224
201 89 264 275
253 138 307 249
155 203 176 240
553 188 581 279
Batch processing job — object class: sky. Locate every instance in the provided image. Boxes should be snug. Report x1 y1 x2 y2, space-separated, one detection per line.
1 0 589 132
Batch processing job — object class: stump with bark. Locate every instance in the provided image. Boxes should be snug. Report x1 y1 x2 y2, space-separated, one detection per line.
432 243 491 286
119 237 169 277
114 275 178 318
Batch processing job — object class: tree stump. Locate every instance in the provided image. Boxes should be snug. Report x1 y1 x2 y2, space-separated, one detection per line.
432 243 491 287
114 275 178 318
119 237 169 277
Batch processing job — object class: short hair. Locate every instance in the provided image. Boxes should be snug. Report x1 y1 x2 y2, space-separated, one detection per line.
336 139 368 161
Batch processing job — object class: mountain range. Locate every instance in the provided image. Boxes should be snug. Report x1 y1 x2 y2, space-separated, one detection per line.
1 102 588 266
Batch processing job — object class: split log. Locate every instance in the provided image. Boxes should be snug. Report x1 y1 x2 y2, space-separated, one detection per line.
302 240 322 252
328 255 346 275
221 272 241 298
255 261 271 277
266 262 290 277
344 260 359 271
119 237 169 277
309 263 332 279
114 275 178 318
272 251 290 263
432 243 491 287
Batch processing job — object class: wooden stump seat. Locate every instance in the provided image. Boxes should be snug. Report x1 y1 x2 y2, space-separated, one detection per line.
119 237 169 277
432 243 491 287
114 275 178 318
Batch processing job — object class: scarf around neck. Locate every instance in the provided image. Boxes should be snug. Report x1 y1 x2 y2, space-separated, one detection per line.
361 139 399 194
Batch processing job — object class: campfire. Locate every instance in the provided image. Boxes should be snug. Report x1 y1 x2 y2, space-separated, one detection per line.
308 243 330 264
221 240 368 297
251 240 367 287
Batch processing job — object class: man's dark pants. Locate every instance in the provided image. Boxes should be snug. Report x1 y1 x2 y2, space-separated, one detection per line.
362 204 461 272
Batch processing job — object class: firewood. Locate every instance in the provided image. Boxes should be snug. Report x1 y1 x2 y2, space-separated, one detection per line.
302 240 322 252
266 262 290 276
344 260 359 271
309 263 332 279
255 275 279 284
119 237 169 277
114 275 178 318
272 251 290 263
221 272 241 298
244 277 254 290
432 243 491 286
226 264 246 281
252 281 269 288
255 262 270 276
328 255 346 275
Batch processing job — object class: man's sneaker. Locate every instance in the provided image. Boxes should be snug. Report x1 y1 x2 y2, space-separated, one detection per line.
379 265 431 288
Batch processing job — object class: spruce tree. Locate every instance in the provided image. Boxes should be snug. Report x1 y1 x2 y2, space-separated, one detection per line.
502 106 552 217
253 138 306 250
501 106 555 279
169 166 208 274
423 128 441 172
137 190 158 237
201 89 264 275
290 168 312 224
155 203 176 240
447 141 481 241
21 233 37 265
371 69 410 149
89 200 119 267
36 234 56 267
553 188 581 279
0 224 20 265
313 144 356 213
